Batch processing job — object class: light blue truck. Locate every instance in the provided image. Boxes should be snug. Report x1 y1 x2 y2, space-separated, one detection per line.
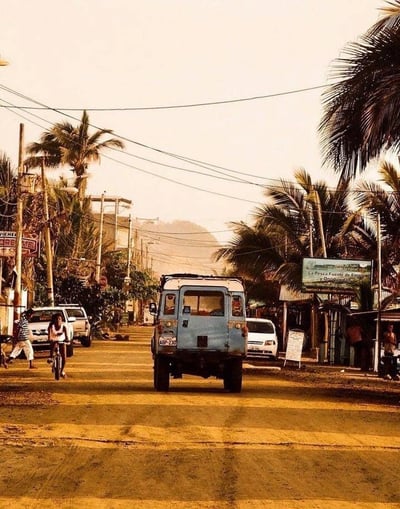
150 273 248 392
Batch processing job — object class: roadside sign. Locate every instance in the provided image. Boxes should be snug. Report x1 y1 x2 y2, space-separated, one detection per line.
284 328 304 368
0 231 40 257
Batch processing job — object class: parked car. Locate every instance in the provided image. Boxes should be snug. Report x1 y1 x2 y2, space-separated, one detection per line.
63 305 92 347
28 307 75 357
246 318 278 360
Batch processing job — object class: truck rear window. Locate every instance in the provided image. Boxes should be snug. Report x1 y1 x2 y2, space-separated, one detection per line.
66 308 86 319
183 290 224 316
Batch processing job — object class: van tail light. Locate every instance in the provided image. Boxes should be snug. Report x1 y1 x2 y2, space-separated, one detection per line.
241 325 248 338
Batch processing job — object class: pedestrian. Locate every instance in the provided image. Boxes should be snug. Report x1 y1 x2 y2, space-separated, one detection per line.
112 306 122 331
346 320 371 370
383 323 397 356
382 323 399 380
7 308 36 369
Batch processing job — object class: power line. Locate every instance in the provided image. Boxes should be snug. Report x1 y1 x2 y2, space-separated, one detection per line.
0 84 328 111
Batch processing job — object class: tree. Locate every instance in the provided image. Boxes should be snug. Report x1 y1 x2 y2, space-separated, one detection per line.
319 1 400 180
354 159 400 288
0 153 16 231
25 110 125 200
217 170 356 292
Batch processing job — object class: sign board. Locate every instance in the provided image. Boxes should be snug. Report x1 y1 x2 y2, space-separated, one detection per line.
302 257 372 293
284 329 304 367
0 231 40 257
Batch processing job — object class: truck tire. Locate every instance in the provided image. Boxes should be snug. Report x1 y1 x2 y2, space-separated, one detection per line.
66 343 74 358
224 358 243 393
81 335 92 347
154 356 170 391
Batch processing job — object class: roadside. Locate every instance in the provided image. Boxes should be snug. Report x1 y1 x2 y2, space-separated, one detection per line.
244 354 400 406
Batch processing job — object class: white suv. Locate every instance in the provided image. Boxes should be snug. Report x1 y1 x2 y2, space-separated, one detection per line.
63 305 91 347
246 318 279 360
28 307 75 357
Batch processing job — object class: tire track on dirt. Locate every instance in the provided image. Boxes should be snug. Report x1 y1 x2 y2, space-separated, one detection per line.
216 403 246 508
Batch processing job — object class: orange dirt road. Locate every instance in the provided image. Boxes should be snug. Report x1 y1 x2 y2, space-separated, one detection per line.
0 326 399 508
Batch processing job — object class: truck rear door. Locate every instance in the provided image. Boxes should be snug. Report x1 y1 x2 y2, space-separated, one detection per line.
176 286 229 350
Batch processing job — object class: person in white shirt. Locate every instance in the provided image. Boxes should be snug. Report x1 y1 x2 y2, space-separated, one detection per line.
47 313 69 378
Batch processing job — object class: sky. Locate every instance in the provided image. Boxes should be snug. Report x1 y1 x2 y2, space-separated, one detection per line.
0 0 384 246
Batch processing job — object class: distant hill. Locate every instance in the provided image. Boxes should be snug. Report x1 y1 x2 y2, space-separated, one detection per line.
100 216 225 278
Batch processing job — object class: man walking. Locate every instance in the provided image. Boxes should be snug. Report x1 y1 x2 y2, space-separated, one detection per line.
7 308 36 369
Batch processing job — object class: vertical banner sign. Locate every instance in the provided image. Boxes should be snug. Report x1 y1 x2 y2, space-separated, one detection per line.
284 329 304 368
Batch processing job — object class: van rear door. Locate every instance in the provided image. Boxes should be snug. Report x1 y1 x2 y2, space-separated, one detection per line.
176 286 229 350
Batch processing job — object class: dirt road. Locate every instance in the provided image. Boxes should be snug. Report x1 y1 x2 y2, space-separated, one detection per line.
0 326 400 509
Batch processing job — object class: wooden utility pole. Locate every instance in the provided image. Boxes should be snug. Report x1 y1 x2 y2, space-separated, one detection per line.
41 159 54 305
95 192 105 282
14 124 24 320
374 213 382 373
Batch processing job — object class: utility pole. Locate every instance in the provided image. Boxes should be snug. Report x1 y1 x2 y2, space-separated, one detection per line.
124 214 132 290
14 124 24 320
374 213 382 373
41 159 54 305
95 192 105 282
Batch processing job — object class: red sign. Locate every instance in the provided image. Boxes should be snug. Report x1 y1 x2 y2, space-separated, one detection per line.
0 231 40 257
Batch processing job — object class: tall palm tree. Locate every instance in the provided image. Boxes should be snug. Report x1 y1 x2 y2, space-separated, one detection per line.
25 110 125 200
354 159 400 288
319 0 400 180
0 153 16 231
216 170 356 291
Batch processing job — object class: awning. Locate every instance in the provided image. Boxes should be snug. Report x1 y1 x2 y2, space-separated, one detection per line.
279 285 312 302
349 309 400 322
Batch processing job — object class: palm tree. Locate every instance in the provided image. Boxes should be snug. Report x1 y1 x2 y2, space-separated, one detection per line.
354 159 400 288
0 153 16 231
25 110 125 200
319 0 400 180
216 170 355 291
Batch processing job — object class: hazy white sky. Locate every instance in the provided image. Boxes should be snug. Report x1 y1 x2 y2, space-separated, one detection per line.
0 0 382 243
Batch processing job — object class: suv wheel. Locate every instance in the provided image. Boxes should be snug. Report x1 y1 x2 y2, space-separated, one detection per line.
81 335 92 348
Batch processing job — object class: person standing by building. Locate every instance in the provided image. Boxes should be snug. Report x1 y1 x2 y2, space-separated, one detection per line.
382 323 399 380
7 308 36 369
383 323 397 356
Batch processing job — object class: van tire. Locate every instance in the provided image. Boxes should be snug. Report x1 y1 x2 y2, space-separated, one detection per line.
154 355 170 391
224 359 243 393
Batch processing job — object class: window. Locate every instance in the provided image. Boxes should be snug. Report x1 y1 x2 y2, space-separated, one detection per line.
163 294 176 315
66 308 85 318
183 291 224 316
247 321 275 334
232 296 244 317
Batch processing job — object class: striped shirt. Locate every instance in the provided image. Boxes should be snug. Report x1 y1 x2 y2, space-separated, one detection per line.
17 315 30 341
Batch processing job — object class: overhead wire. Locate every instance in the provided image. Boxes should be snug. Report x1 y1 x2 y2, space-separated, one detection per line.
0 82 387 201
0 83 328 111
